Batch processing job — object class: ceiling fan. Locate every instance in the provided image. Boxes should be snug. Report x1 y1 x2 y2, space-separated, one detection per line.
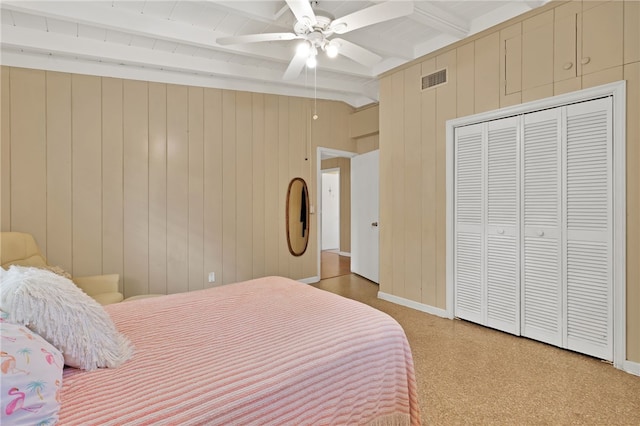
217 0 414 80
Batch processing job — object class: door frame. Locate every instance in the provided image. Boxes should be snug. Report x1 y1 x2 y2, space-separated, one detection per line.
316 147 357 280
446 81 629 372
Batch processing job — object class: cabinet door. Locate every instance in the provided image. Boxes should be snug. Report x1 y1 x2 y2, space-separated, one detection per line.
553 2 579 82
501 23 521 99
564 97 613 361
521 108 563 347
486 117 520 334
504 35 522 95
581 1 624 75
522 12 554 90
454 123 485 325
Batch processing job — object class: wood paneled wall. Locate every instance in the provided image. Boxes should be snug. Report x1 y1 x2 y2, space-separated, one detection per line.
318 107 380 255
380 0 640 362
0 66 355 297
356 134 379 154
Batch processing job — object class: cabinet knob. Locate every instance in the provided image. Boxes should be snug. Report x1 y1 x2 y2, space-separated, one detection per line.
581 57 591 65
497 228 504 234
371 222 378 227
563 62 573 70
537 230 545 237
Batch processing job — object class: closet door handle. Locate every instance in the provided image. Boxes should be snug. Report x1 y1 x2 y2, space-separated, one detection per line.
497 228 504 234
581 57 591 65
563 62 573 70
536 230 545 237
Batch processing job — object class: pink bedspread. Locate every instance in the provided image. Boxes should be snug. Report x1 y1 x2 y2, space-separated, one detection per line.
60 276 420 425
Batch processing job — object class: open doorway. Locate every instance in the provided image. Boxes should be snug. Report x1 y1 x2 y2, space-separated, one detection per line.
321 169 340 251
317 147 356 279
320 168 349 279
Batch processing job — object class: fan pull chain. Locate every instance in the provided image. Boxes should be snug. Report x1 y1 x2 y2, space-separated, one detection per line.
313 66 318 120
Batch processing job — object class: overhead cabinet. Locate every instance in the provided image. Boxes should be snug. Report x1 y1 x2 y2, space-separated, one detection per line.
554 1 623 80
453 96 613 361
503 1 625 93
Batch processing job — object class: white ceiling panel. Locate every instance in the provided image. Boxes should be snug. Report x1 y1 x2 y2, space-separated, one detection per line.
1 10 15 27
215 14 251 34
104 28 133 45
153 39 179 53
193 3 231 29
235 19 272 38
9 9 46 30
140 1 179 20
0 0 550 107
130 34 157 50
170 1 208 24
45 17 77 37
112 1 147 15
78 24 107 41
173 43 200 56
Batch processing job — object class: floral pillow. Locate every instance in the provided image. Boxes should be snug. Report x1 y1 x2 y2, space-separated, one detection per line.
1 312 64 426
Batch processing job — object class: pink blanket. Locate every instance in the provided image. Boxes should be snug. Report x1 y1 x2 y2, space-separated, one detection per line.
60 276 420 425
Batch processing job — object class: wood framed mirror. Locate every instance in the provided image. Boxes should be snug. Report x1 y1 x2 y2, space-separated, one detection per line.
286 177 310 256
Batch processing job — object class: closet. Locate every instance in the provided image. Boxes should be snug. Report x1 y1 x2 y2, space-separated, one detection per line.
453 96 613 361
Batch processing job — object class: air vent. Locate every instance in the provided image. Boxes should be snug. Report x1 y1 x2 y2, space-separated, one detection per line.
422 68 447 90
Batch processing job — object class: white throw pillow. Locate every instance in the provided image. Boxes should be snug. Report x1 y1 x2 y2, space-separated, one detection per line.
0 265 133 370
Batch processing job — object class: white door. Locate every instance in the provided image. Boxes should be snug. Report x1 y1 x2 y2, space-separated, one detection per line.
453 117 521 333
486 117 520 334
521 107 563 347
454 123 485 325
351 150 379 283
563 97 613 361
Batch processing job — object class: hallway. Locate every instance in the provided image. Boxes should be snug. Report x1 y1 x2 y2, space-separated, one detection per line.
320 250 350 279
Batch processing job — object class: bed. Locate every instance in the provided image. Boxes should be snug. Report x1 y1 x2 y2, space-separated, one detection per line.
57 276 420 425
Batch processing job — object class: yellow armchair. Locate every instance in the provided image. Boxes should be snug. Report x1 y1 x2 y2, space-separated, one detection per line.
0 232 123 305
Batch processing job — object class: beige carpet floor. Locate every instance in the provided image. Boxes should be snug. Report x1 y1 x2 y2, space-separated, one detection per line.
312 274 640 425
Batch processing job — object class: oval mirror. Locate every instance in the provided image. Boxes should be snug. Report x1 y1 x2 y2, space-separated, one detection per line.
286 177 310 256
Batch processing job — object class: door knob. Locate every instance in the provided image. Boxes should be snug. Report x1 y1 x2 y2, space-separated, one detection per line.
581 57 591 65
563 62 573 70
371 222 378 227
537 230 544 237
497 228 504 234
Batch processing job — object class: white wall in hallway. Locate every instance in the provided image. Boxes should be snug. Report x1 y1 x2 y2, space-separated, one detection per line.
322 171 340 250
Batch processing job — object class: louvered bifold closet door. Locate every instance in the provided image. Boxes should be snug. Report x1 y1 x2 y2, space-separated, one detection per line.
521 108 563 347
454 123 485 324
564 97 613 361
486 117 520 334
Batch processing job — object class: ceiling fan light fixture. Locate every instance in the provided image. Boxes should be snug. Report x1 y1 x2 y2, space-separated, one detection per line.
296 41 311 57
306 54 317 69
325 41 339 58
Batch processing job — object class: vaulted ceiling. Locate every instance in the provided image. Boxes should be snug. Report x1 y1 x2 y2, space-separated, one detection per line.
1 1 548 107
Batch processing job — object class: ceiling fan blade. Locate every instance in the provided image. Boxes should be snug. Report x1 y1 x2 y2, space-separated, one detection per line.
332 38 382 67
283 54 307 80
286 0 317 26
330 1 414 34
217 32 298 45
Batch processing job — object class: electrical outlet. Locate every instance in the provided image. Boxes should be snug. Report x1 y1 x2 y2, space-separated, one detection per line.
208 272 216 283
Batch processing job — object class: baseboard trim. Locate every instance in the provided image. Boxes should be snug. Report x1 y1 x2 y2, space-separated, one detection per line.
622 360 640 376
299 276 320 284
339 251 351 257
378 291 451 319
